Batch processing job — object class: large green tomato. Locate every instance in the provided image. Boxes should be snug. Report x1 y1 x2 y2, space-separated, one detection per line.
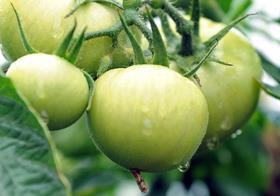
88 65 209 172
170 18 262 142
6 53 89 130
0 0 124 73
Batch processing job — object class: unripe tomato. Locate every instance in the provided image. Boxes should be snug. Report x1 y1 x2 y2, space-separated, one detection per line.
52 115 97 156
0 0 124 73
170 18 262 141
88 65 208 172
6 53 89 130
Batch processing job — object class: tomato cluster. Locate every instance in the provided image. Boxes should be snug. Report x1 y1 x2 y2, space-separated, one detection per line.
0 0 262 192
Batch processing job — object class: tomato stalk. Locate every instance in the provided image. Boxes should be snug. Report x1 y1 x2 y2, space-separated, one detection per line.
131 169 149 193
66 0 124 18
85 8 153 49
161 0 194 56
190 0 201 50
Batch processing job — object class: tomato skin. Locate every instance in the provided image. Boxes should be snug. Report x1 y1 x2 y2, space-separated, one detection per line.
170 18 262 141
88 65 208 172
0 0 124 73
6 53 89 130
0 0 74 60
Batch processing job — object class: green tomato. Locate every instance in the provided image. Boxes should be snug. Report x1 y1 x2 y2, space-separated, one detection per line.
170 18 262 142
6 53 89 130
0 0 124 73
52 114 97 156
88 65 208 172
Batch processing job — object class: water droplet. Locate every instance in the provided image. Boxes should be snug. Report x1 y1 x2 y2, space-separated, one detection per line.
231 129 243 139
177 161 191 173
220 117 232 131
206 137 220 151
143 119 153 129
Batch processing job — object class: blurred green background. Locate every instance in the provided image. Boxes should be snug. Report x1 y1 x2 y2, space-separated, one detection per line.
34 0 280 195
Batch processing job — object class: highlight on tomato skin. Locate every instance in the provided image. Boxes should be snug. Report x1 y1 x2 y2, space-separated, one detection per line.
6 53 90 130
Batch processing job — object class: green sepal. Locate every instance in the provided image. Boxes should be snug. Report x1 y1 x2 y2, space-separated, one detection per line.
10 3 38 54
67 0 123 18
126 9 153 48
66 27 87 64
119 13 146 65
55 20 77 58
147 9 169 66
157 10 178 44
258 82 280 100
209 57 234 66
83 71 95 111
184 41 218 77
204 13 255 49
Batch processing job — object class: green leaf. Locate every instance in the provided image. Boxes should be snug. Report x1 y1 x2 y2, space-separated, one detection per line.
56 20 77 58
259 82 280 99
216 0 233 12
119 13 146 65
226 0 252 21
0 76 71 196
10 3 38 54
260 55 280 83
204 13 254 50
147 9 169 67
82 71 95 111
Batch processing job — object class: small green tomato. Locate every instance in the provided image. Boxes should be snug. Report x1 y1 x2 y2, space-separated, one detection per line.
6 53 89 130
88 65 208 172
0 0 126 74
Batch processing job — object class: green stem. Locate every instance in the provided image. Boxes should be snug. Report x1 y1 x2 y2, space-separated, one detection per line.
85 9 153 48
156 10 177 43
163 0 194 56
191 0 200 37
85 23 123 47
126 9 153 47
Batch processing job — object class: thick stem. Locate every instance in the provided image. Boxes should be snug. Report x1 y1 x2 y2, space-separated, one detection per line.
85 9 153 48
131 169 149 193
191 0 200 38
163 0 194 56
126 9 153 48
180 33 193 56
157 10 177 43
